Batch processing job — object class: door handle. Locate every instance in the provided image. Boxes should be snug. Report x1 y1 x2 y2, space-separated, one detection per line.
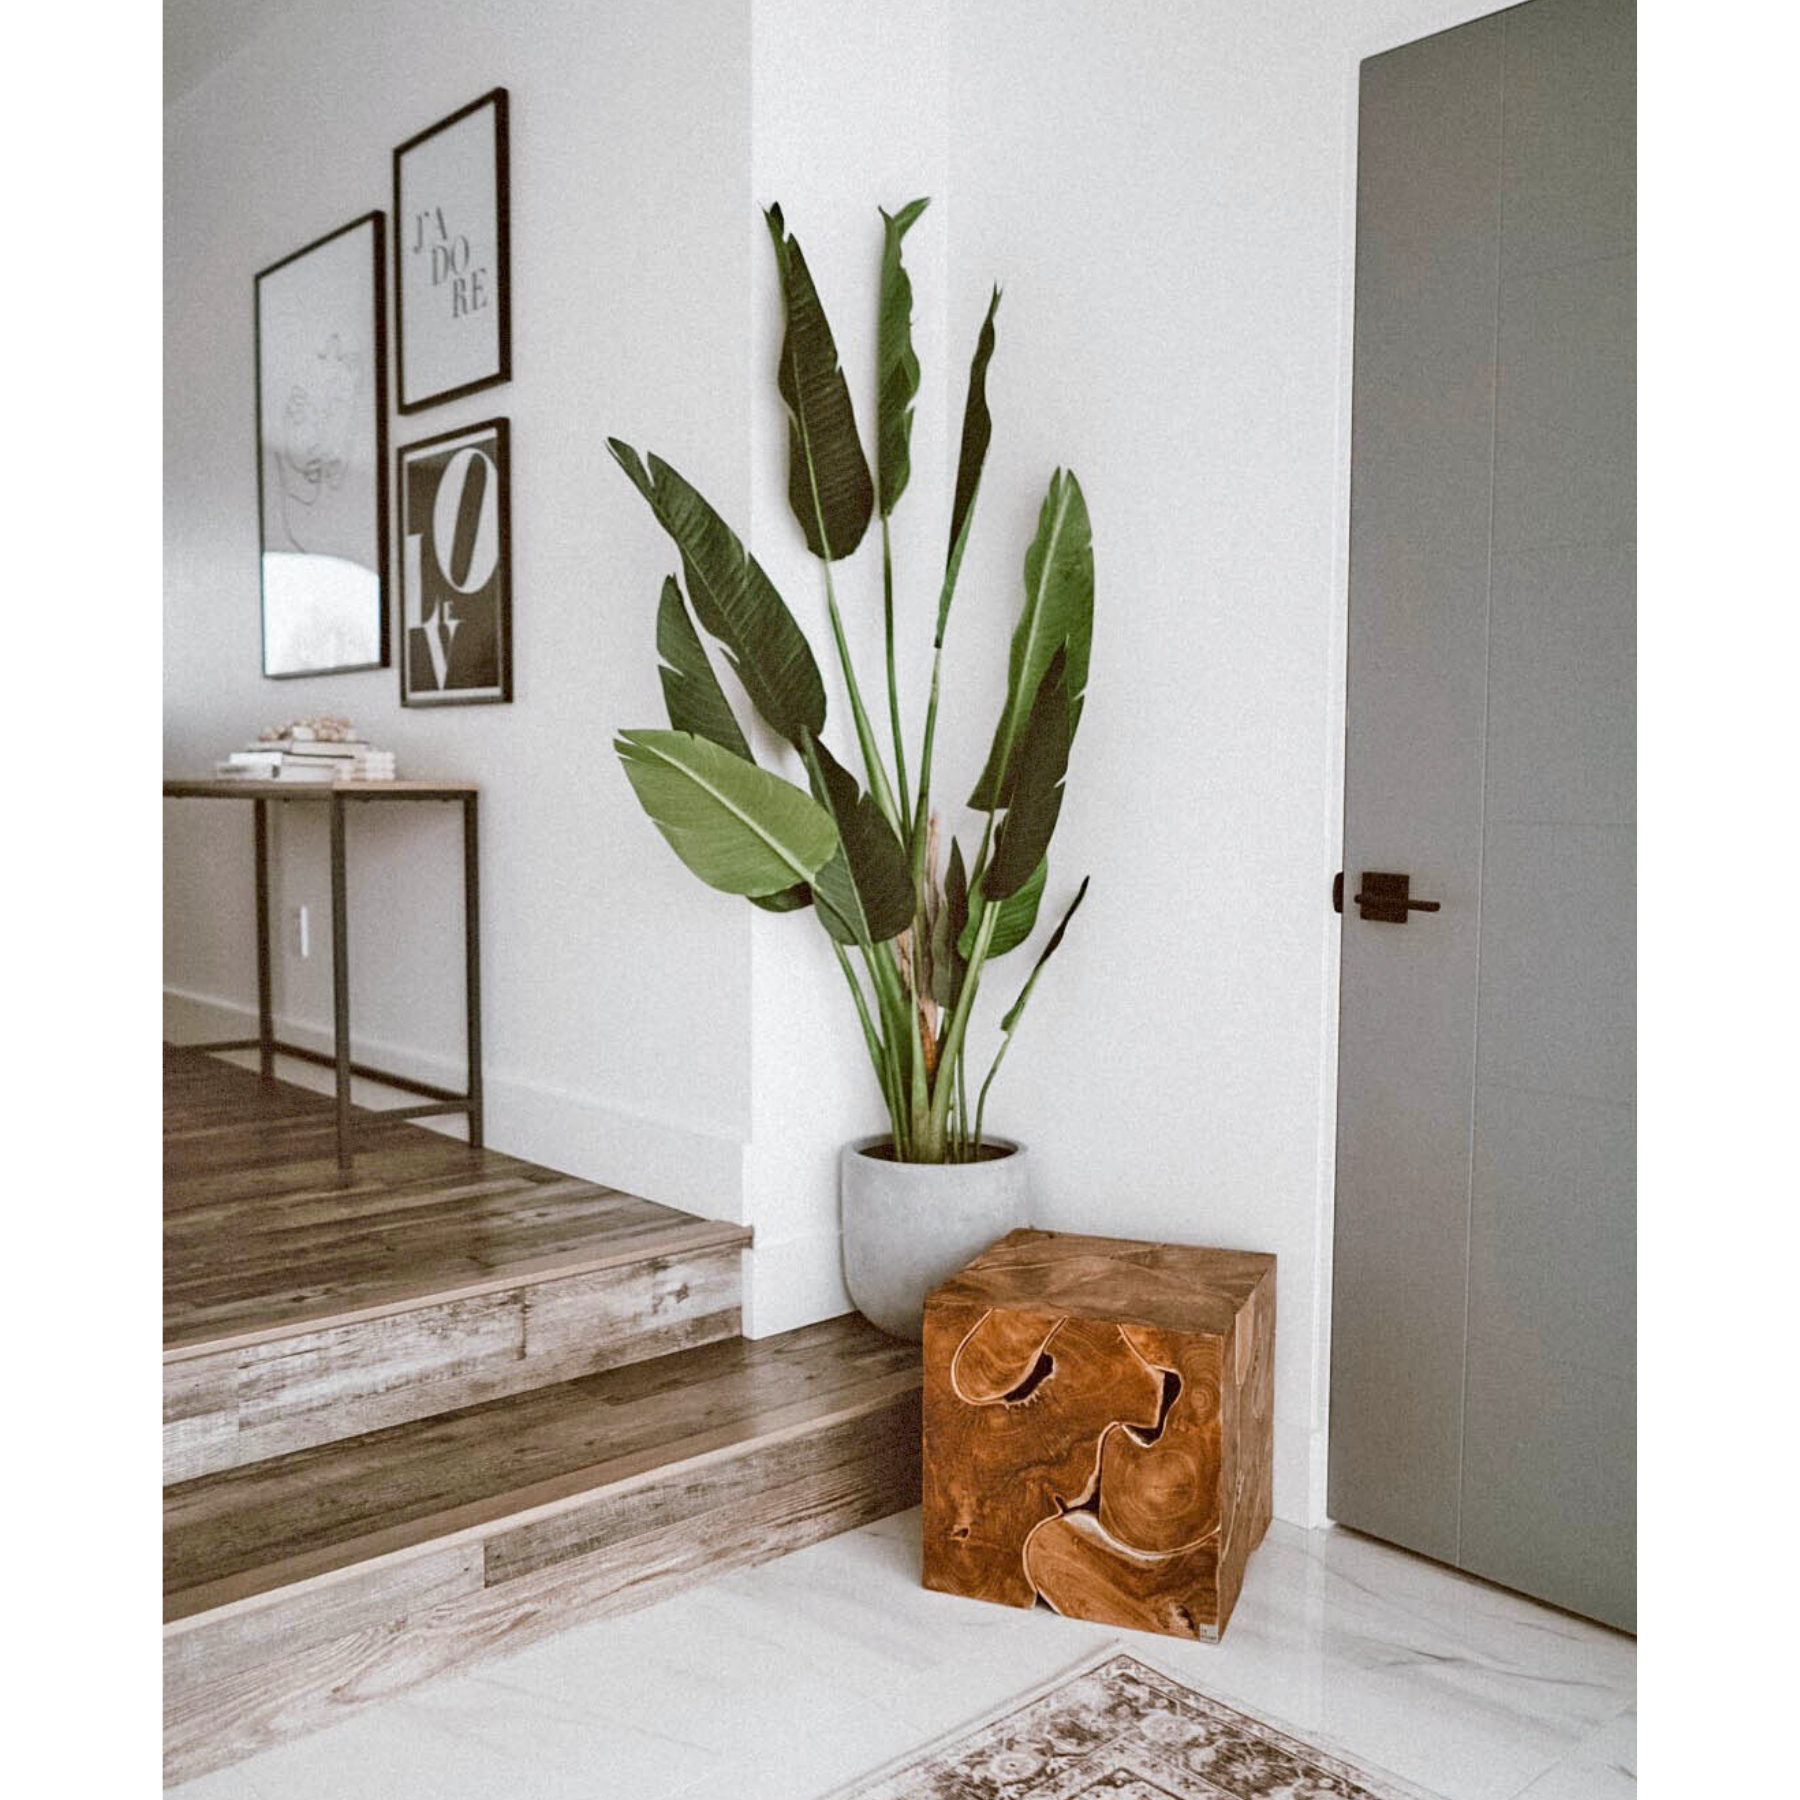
1351 870 1440 923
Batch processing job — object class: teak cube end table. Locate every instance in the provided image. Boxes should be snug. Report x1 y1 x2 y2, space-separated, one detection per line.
922 1228 1275 1642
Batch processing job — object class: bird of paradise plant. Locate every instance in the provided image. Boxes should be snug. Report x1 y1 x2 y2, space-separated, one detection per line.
611 199 1092 1163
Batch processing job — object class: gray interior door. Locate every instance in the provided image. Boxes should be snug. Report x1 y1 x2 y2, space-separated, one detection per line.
1329 0 1634 1632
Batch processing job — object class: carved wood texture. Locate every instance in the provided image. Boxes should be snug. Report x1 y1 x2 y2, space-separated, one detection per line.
921 1229 1275 1641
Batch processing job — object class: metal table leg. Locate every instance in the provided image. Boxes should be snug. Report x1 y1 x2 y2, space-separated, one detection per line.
463 792 484 1149
253 798 275 1082
329 792 352 1170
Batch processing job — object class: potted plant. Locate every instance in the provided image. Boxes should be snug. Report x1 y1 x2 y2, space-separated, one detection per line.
610 199 1092 1338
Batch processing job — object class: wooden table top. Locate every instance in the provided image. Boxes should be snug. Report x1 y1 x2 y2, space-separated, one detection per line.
927 1227 1275 1337
164 777 477 799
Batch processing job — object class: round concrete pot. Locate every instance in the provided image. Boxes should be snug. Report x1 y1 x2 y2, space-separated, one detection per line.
840 1136 1029 1340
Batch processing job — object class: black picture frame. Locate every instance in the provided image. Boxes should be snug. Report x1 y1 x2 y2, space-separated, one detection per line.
397 416 513 707
254 212 390 678
393 88 511 413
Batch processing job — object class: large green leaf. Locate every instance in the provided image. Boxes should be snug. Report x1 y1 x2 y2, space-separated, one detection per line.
806 740 913 945
945 287 1001 600
961 854 1045 960
655 576 812 915
930 838 969 1012
615 729 837 898
968 469 1093 807
1000 876 1090 1031
610 442 826 749
656 576 750 760
765 205 874 561
876 198 928 518
983 648 1071 902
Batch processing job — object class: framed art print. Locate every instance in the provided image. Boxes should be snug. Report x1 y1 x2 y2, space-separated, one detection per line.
254 212 389 677
394 88 511 412
398 417 512 706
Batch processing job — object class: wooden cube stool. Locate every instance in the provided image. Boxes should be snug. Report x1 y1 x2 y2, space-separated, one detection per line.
921 1228 1275 1642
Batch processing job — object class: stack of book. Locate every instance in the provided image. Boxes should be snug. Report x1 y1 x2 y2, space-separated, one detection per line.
214 721 398 783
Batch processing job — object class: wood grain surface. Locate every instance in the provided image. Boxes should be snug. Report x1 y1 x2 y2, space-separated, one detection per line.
165 1048 749 1352
163 1319 922 1785
164 1049 752 1477
921 1229 1274 1641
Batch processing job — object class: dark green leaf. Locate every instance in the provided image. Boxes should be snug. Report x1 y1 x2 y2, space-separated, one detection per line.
931 839 969 1011
615 729 838 897
610 441 826 749
807 740 913 945
765 205 874 561
982 647 1070 901
968 469 1092 807
749 883 813 913
1000 876 1090 1032
945 287 1001 598
876 198 929 518
656 576 750 760
962 854 1045 960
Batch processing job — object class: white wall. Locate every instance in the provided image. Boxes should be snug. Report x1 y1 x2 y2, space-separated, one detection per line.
739 0 954 1331
166 0 1508 1525
924 0 1509 1522
164 0 758 1220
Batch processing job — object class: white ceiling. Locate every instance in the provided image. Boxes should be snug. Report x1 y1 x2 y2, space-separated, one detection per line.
164 0 280 108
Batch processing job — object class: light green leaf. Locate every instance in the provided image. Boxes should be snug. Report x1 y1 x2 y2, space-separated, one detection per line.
961 854 1045 960
968 468 1092 807
765 204 874 561
610 441 826 749
876 198 929 518
616 729 837 897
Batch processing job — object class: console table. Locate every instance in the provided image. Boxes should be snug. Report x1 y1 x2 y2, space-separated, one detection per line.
163 779 482 1169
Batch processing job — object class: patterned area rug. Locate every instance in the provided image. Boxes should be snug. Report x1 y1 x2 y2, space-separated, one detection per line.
832 1651 1443 1799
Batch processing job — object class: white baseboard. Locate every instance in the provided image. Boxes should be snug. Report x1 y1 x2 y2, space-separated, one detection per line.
742 1229 853 1339
163 986 746 1226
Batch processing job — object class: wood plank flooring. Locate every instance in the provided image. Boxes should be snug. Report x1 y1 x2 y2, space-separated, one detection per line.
163 1317 923 1785
165 1046 749 1353
165 1314 920 1614
164 1047 753 1475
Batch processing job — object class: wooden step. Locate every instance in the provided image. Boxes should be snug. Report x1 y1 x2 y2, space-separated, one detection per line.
163 1315 921 1785
164 1048 752 1480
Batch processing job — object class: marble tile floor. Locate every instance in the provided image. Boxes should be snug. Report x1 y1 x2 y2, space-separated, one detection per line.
169 1508 1635 1800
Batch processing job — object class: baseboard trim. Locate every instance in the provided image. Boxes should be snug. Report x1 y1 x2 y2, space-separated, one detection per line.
742 1229 853 1339
163 986 746 1225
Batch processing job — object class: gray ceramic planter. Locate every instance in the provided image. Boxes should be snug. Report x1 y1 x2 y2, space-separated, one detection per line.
840 1136 1029 1340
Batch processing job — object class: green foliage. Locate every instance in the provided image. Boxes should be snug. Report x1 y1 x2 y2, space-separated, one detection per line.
766 206 875 562
610 442 826 749
612 202 1094 1161
615 730 838 897
876 199 929 519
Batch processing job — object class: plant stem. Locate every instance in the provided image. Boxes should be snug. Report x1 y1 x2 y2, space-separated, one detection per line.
881 516 911 847
821 562 903 838
831 940 904 1151
911 509 979 881
926 900 998 1146
972 1033 1009 1158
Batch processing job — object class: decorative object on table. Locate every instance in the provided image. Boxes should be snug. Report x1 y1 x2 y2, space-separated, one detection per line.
607 198 1093 1332
830 1651 1440 1800
398 417 512 705
921 1230 1275 1643
213 716 398 781
255 214 389 678
393 88 510 413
